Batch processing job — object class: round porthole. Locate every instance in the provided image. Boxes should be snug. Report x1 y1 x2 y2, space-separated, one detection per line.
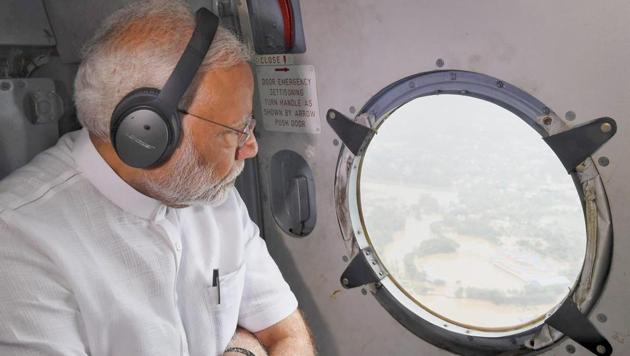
361 94 585 330
334 71 612 354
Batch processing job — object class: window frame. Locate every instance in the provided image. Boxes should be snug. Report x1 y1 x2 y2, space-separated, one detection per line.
333 70 612 354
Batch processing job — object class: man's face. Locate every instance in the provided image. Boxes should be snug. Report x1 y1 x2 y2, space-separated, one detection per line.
142 62 257 207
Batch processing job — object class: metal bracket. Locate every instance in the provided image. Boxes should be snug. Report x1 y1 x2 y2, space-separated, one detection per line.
326 109 375 156
546 299 612 356
340 248 387 289
543 117 616 173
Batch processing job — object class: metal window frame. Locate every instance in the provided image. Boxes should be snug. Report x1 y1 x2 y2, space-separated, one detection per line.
331 70 614 355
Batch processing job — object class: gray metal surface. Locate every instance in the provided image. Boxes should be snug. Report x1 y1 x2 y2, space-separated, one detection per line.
43 0 130 63
242 1 630 355
0 0 55 47
0 78 61 179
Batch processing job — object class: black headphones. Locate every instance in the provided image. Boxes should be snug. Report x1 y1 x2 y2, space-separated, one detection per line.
110 8 219 168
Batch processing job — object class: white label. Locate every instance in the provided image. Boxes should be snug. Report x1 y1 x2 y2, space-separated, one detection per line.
256 65 321 134
255 55 295 66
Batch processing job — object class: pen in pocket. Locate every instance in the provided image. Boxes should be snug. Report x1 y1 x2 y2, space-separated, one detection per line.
212 268 221 304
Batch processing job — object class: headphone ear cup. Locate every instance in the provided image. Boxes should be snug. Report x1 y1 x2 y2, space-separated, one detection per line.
110 87 180 168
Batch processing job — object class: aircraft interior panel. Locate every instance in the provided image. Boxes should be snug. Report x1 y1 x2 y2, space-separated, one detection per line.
1 0 629 355
241 1 630 355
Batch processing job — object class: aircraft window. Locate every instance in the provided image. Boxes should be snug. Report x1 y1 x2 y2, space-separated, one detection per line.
359 94 586 330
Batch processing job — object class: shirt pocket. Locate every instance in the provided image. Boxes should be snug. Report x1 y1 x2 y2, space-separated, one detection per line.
204 263 246 351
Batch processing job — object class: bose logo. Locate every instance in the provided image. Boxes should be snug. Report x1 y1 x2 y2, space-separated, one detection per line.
126 134 156 150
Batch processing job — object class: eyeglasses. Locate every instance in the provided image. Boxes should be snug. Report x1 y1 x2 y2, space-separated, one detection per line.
177 109 256 147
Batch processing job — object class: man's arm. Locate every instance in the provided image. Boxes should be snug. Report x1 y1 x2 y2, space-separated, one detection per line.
254 310 315 356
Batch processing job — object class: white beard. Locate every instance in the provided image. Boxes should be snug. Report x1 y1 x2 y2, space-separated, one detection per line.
142 138 244 207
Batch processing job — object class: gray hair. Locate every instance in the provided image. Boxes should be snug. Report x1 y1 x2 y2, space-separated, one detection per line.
74 0 252 139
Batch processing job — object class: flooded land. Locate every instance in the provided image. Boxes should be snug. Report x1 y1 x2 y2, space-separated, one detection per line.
359 95 586 330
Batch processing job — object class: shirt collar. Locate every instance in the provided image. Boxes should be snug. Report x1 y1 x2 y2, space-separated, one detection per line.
72 128 164 220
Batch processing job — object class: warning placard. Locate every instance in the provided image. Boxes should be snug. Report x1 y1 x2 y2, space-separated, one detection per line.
256 65 321 134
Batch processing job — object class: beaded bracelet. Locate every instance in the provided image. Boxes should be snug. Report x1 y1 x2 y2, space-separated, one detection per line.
224 346 256 356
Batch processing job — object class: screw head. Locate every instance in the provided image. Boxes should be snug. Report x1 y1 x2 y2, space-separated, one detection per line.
328 111 336 119
333 139 339 146
342 255 349 262
566 344 576 353
600 122 612 133
361 288 367 295
565 111 576 121
349 106 356 114
341 278 349 286
597 313 607 323
598 156 610 167
596 345 607 354
436 58 445 68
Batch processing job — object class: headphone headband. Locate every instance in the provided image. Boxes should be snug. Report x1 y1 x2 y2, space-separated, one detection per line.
158 8 219 111
110 8 220 168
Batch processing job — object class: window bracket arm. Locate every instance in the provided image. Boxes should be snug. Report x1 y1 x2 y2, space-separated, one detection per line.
326 109 376 156
340 247 387 289
546 298 612 355
543 117 616 173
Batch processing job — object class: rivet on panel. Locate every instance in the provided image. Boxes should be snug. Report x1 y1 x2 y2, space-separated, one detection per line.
600 122 612 133
597 313 607 323
333 139 339 146
596 345 607 354
342 255 349 263
361 288 367 295
341 278 349 286
565 111 576 121
598 157 610 167
566 344 576 354
328 111 336 119
349 106 356 114
436 58 445 68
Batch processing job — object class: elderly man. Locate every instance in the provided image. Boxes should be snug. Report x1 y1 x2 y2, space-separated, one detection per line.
0 1 313 355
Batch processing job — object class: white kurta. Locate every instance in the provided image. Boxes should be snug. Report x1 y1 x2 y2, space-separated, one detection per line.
0 129 298 356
